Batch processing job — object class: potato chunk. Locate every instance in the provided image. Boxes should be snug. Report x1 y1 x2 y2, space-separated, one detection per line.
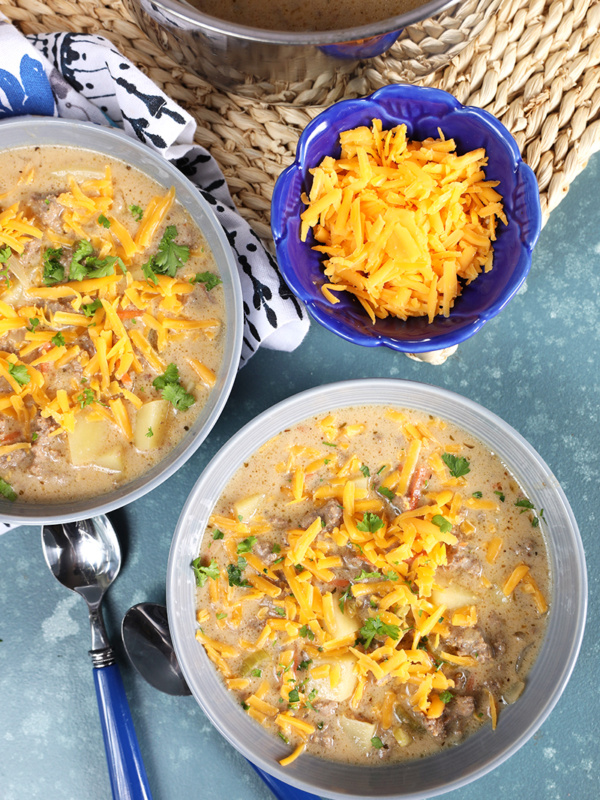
233 493 265 523
339 716 376 749
134 400 170 450
68 416 122 472
309 653 357 702
431 583 478 609
324 597 360 639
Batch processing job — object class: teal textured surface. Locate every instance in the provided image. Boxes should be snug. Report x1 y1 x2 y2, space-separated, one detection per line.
0 151 598 800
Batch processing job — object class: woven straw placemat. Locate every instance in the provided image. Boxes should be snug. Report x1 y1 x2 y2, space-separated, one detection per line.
3 0 600 244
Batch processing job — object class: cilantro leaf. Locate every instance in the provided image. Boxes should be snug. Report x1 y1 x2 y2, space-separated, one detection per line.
216 612 227 620
69 241 119 281
338 585 352 613
357 512 384 533
385 570 399 581
515 497 542 527
85 256 120 278
28 318 39 332
213 529 224 540
378 486 395 501
129 204 144 221
355 569 382 581
272 543 281 554
191 557 220 587
42 247 65 285
97 214 111 228
0 246 11 263
193 271 222 291
153 363 180 390
51 332 66 347
359 464 370 478
141 225 189 283
273 606 286 617
68 240 94 281
237 536 257 554
250 668 262 677
472 491 483 499
153 363 195 411
0 478 17 502
432 514 452 534
81 299 102 317
371 736 384 749
494 490 505 502
141 258 158 285
226 562 250 587
288 688 300 703
515 498 535 510
441 453 471 478
162 382 195 411
439 690 454 703
146 427 154 438
298 624 315 641
298 659 312 671
359 615 400 649
7 363 30 386
76 388 94 409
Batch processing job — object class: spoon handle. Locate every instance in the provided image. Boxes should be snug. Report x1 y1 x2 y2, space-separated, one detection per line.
93 663 153 800
248 762 320 800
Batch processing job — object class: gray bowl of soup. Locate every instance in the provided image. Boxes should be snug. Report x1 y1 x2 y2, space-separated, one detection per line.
167 379 586 798
125 0 503 105
0 117 243 524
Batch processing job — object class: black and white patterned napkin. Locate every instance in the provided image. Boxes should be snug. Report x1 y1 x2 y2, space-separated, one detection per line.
0 20 310 534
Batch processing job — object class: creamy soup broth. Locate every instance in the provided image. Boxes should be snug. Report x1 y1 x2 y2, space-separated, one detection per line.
189 0 427 32
193 407 550 765
0 146 225 503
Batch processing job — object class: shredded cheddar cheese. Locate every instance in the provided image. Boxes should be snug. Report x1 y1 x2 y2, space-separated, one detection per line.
300 120 506 323
192 411 549 767
0 166 221 454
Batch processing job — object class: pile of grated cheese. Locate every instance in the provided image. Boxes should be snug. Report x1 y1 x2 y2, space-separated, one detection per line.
0 168 219 443
300 120 507 323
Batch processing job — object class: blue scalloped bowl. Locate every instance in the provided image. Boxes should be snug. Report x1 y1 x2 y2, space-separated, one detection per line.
272 85 542 353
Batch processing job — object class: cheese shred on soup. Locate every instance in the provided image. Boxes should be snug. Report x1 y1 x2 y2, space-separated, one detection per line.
0 146 225 503
193 407 550 766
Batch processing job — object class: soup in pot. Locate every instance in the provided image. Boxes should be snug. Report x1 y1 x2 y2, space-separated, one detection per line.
0 146 225 504
189 0 428 33
192 407 550 766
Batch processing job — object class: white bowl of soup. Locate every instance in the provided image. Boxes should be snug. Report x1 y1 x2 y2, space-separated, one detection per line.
167 379 586 798
0 117 243 524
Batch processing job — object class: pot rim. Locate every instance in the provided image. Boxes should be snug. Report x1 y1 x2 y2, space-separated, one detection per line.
135 0 464 45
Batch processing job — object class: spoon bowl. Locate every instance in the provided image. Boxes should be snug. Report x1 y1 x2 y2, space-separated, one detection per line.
122 603 190 697
42 517 121 610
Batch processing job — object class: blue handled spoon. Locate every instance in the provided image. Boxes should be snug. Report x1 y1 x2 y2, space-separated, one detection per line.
122 602 319 800
42 517 152 800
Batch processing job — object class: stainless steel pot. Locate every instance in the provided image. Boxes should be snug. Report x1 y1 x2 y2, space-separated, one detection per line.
126 0 503 105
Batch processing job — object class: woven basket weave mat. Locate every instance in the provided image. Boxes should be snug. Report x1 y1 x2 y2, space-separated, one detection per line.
3 0 600 244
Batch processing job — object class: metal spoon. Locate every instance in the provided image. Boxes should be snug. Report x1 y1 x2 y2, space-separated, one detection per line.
42 517 152 800
122 602 319 800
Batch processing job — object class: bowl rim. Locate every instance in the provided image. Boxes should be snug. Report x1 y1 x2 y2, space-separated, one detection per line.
0 116 244 524
131 0 462 46
271 84 542 353
167 378 587 799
